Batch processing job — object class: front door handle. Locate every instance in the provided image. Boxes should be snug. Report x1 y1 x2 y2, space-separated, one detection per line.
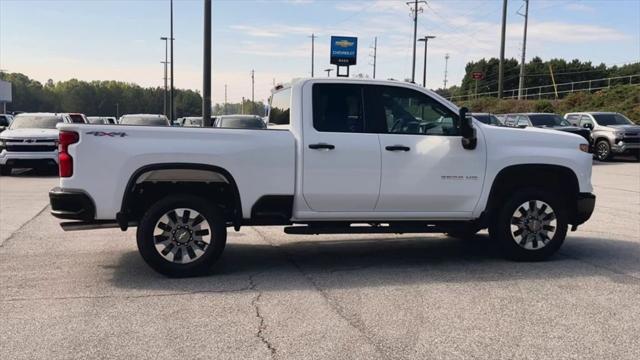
309 143 335 150
385 145 410 152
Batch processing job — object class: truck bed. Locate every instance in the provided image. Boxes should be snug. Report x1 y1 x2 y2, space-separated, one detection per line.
57 124 296 220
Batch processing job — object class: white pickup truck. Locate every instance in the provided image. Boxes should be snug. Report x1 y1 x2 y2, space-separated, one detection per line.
49 78 595 277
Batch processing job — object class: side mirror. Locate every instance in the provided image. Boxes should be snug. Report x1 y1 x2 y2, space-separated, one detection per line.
459 107 477 150
583 123 593 130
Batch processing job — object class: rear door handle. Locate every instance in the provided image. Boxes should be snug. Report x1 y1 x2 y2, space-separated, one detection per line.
385 145 410 152
308 143 335 150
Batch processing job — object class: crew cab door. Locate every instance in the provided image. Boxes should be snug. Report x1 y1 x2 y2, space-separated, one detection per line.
366 85 486 214
301 83 381 212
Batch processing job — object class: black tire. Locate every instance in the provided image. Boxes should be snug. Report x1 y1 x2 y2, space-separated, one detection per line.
136 194 227 277
594 139 611 161
489 188 568 261
0 166 11 176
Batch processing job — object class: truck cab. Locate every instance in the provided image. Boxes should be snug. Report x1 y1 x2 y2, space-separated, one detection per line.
49 78 596 277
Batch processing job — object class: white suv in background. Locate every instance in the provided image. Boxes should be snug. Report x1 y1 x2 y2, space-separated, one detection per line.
0 113 73 175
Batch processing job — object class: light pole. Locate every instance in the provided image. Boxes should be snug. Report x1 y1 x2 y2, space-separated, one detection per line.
160 37 169 116
202 0 212 127
251 70 255 114
309 33 316 77
407 0 426 83
324 68 333 77
517 0 529 100
169 0 175 120
417 35 435 88
498 0 508 99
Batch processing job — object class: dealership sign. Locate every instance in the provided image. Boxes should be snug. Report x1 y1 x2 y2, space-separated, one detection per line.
330 36 357 66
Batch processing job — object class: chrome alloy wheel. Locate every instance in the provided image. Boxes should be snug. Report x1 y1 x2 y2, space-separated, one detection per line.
596 142 609 161
153 208 211 264
510 200 557 250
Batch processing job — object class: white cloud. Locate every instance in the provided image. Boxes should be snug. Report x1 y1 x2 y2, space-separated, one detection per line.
521 22 628 43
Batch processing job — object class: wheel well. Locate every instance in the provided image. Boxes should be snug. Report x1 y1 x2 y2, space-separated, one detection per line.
118 164 242 230
485 164 580 225
594 137 610 145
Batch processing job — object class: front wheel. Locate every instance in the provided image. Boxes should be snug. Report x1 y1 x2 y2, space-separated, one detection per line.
489 188 568 261
595 140 611 161
136 194 227 277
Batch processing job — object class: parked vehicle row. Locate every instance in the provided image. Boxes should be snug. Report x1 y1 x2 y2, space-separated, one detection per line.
176 115 267 129
474 111 638 161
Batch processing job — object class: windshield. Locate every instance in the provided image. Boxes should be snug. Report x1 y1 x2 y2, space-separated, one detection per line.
593 113 633 126
9 115 62 129
528 114 570 127
219 117 266 129
120 116 169 126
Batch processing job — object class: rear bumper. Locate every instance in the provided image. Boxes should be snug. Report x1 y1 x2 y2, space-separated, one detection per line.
49 187 95 221
574 192 596 225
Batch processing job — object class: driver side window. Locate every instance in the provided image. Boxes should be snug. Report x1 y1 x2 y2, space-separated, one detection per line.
376 86 459 136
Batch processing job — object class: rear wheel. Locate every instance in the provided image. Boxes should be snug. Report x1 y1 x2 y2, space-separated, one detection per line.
0 166 11 176
490 188 568 261
595 140 611 161
136 194 227 277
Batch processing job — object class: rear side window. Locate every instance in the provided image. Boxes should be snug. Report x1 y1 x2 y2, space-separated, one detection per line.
312 84 364 133
269 88 291 125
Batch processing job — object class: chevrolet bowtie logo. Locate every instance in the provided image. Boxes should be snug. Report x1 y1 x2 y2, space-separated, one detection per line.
335 40 354 48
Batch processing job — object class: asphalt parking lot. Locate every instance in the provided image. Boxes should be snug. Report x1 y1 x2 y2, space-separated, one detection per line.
1 160 639 360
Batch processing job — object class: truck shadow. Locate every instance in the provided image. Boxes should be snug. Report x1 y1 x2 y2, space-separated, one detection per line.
109 233 640 292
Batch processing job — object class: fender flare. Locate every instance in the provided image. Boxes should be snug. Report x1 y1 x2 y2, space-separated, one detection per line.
117 163 242 230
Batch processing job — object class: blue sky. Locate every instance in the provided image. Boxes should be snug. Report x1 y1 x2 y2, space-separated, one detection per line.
1 0 638 105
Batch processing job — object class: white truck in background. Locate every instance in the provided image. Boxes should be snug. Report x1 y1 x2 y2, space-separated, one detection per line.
49 78 595 277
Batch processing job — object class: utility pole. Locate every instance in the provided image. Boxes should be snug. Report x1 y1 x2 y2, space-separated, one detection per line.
443 53 450 89
251 70 255 114
407 1 426 83
160 37 169 116
224 84 227 115
241 97 245 114
169 0 175 120
309 33 316 77
418 35 435 88
517 0 529 100
202 0 212 127
498 0 507 99
370 37 377 79
325 68 333 77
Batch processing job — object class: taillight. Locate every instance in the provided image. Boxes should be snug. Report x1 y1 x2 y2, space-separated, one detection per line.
58 131 79 177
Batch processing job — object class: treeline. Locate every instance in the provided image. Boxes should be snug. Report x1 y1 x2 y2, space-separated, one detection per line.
438 58 640 98
212 100 267 116
457 85 640 123
0 72 202 118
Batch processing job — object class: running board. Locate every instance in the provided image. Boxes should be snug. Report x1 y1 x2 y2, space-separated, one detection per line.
60 221 137 231
284 224 449 235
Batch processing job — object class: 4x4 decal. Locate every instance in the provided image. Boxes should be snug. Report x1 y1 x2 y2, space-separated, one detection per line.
86 131 127 137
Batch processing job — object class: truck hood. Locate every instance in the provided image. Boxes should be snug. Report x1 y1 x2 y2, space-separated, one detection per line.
607 124 640 133
479 122 587 148
0 128 59 140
